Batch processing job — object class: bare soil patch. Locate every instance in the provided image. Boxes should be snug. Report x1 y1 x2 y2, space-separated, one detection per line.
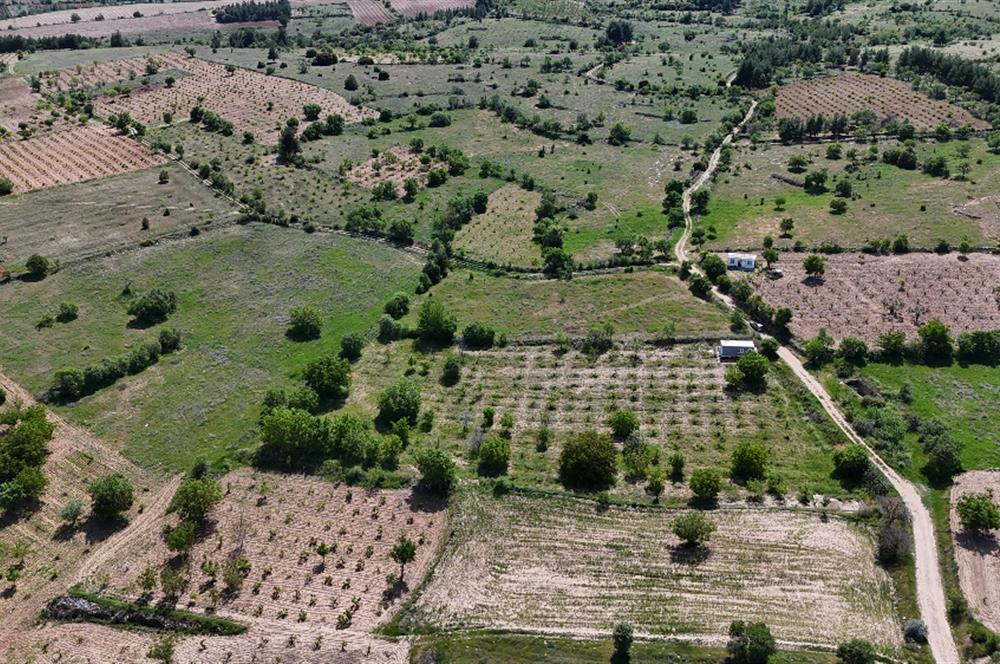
408 491 902 652
775 74 990 131
750 252 1000 342
0 124 166 194
954 195 1000 243
453 183 542 267
7 11 270 39
76 53 376 143
950 471 1000 634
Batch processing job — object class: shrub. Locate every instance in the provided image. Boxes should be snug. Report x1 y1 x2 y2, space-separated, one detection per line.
731 441 768 480
428 112 452 127
87 473 134 519
612 622 633 663
903 619 928 644
384 292 410 320
287 306 322 340
462 322 496 349
415 447 455 495
671 511 716 546
689 468 722 500
377 315 403 343
303 356 351 401
833 444 869 480
607 409 639 439
166 520 196 552
877 521 910 564
25 253 49 278
0 177 13 196
168 477 222 523
955 490 1000 533
127 289 177 325
478 434 510 476
727 620 776 664
417 299 457 345
917 318 953 363
339 333 365 361
60 499 84 525
441 354 461 385
377 380 421 425
56 302 79 323
582 322 614 356
836 639 876 664
559 431 617 489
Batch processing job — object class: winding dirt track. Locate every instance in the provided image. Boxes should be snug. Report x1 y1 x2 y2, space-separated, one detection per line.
673 98 960 664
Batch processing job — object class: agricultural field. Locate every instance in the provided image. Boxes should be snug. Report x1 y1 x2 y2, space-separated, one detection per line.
0 124 165 194
949 471 1000 634
0 161 238 265
775 74 990 131
344 146 446 196
452 183 542 266
404 490 903 653
390 0 472 18
703 137 1000 250
0 223 422 472
346 0 394 25
348 341 854 500
749 252 1000 343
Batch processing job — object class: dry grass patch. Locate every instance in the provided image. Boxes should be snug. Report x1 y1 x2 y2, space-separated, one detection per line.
775 74 989 130
750 252 1000 342
453 183 542 267
407 490 903 652
345 146 443 196
0 124 165 194
950 471 1000 633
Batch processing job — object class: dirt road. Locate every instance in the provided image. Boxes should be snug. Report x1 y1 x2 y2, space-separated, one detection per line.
672 100 960 664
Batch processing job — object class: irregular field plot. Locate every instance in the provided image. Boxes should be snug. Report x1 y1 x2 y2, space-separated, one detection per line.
350 342 850 499
82 54 376 143
0 124 165 194
0 162 237 264
346 0 394 24
751 252 1000 343
408 491 902 651
345 146 444 196
949 471 1000 634
0 223 422 472
5 11 269 39
775 74 989 130
414 268 731 336
390 0 473 16
452 183 542 267
33 467 445 663
0 1 231 30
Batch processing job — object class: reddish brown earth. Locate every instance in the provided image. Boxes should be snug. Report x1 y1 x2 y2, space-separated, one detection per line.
346 0 394 24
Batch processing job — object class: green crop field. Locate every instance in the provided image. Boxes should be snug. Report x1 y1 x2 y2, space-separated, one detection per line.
0 223 422 473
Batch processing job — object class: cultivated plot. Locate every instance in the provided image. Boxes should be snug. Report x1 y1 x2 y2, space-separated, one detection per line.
390 0 473 16
408 491 902 651
750 252 1000 342
0 124 166 194
950 471 1000 634
346 0 394 25
452 183 542 267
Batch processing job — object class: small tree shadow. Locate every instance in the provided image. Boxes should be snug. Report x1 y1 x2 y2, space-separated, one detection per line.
955 530 998 556
81 514 129 545
670 545 711 566
802 276 825 287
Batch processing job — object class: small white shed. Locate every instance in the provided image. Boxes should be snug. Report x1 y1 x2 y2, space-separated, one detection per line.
727 253 757 271
719 339 756 361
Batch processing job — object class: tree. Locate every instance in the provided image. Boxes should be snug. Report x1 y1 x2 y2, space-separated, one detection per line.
762 247 779 267
829 197 848 215
165 520 196 552
389 535 417 582
727 620 776 664
838 337 868 365
612 622 633 664
608 122 632 146
303 103 321 121
378 380 421 425
804 170 828 193
833 444 869 480
788 155 808 173
607 409 639 439
415 447 456 495
287 306 321 340
701 252 727 283
168 477 222 523
60 499 84 526
918 319 953 363
955 490 1000 533
734 351 768 387
87 473 134 520
803 254 826 278
779 217 795 237
344 74 358 91
339 333 365 361
477 434 510 476
25 253 50 279
559 431 618 489
441 354 461 385
303 356 351 401
127 289 178 326
462 322 496 349
731 441 768 480
417 299 457 345
837 639 876 664
605 20 634 46
277 122 301 165
671 511 716 547
384 292 410 320
690 468 722 500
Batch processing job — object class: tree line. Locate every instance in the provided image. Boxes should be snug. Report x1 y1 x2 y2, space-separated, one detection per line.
214 0 290 25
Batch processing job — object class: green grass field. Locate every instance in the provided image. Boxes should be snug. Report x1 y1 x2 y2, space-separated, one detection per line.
0 223 422 473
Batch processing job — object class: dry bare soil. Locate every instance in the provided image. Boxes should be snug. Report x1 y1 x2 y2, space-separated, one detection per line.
345 146 445 196
950 471 1000 634
15 468 446 663
750 252 1000 342
406 490 903 653
775 74 990 130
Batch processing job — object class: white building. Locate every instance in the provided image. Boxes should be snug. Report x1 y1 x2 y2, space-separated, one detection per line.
727 253 757 271
719 339 756 361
